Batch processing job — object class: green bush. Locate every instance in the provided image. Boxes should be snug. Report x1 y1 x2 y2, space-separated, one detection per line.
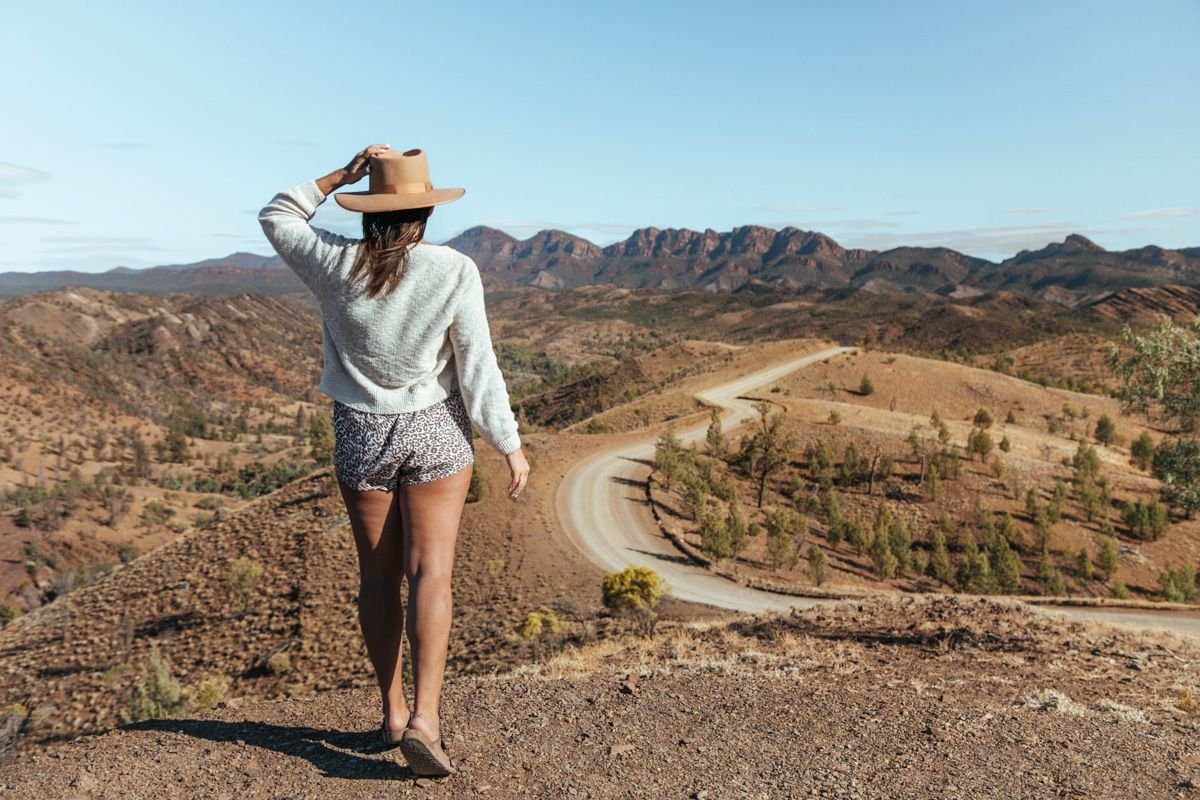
601 566 665 635
119 642 185 724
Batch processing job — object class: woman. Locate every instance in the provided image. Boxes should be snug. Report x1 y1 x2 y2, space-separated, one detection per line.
258 144 530 777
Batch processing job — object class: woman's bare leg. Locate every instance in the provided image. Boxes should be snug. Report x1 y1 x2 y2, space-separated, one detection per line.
399 463 472 742
339 483 410 733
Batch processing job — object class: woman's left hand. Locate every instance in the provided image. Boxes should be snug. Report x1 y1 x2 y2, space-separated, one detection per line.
341 144 391 185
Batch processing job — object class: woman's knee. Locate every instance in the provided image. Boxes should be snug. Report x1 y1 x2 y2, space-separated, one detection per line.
404 560 453 590
358 570 403 598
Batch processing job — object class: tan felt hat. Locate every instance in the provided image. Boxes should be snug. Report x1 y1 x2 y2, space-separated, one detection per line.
334 147 465 212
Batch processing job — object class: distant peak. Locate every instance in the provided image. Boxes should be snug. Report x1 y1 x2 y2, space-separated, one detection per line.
1063 233 1104 252
452 225 517 242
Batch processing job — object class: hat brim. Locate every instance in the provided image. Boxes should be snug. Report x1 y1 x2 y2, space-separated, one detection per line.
334 187 465 213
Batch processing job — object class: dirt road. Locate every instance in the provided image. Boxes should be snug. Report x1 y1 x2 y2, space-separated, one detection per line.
554 344 1200 638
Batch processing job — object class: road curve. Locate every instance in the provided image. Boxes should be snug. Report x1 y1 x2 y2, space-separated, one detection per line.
553 344 1200 639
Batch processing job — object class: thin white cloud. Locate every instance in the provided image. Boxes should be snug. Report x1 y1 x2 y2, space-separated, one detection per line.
753 203 842 213
0 162 49 199
1005 207 1054 215
41 234 157 246
840 222 1086 257
93 141 152 150
0 215 75 225
778 217 900 230
0 162 49 185
1119 207 1200 221
39 234 167 255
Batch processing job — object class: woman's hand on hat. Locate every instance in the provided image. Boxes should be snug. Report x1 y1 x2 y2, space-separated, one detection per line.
341 144 391 186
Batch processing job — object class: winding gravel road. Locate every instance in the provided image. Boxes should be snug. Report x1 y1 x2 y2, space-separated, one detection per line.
554 344 1200 639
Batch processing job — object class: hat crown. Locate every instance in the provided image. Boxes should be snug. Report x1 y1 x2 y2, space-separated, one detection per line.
369 148 433 194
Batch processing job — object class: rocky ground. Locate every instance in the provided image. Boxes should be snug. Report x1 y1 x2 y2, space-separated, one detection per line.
3 593 1199 799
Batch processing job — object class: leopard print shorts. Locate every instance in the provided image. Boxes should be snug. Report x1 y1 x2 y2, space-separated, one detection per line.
332 390 475 491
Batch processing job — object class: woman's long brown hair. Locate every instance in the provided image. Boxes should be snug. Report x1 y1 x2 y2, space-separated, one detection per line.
348 206 433 298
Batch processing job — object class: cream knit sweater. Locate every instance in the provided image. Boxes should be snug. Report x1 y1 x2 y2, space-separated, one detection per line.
258 180 522 456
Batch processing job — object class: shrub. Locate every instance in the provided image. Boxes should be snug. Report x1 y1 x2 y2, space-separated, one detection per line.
516 606 564 657
601 566 665 635
1159 563 1198 603
185 676 230 709
119 642 185 724
266 652 291 675
225 556 264 614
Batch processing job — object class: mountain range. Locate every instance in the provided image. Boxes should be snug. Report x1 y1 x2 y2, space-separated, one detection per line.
3 225 1199 306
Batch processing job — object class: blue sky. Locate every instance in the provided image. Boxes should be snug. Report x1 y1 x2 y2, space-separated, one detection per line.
2 0 1197 273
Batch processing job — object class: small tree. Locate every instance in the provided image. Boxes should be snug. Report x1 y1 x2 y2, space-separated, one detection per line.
806 544 827 586
1130 431 1156 470
601 566 665 636
1094 414 1117 446
725 495 748 559
974 407 994 428
868 527 899 579
991 535 1022 593
1151 438 1200 518
308 412 334 465
1075 547 1094 583
967 427 994 461
699 505 733 561
859 374 874 396
655 428 685 489
1096 535 1120 581
1037 552 1064 596
733 401 797 508
705 409 726 458
923 461 940 500
680 475 709 522
765 506 803 570
927 529 954 586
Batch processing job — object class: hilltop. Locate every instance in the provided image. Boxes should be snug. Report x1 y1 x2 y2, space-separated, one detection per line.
2 593 1198 798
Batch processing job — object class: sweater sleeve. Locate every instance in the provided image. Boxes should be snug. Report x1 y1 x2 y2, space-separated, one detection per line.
257 180 351 294
449 258 522 455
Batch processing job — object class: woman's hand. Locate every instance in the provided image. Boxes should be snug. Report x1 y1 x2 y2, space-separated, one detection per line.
315 144 391 195
505 447 530 501
341 143 391 185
